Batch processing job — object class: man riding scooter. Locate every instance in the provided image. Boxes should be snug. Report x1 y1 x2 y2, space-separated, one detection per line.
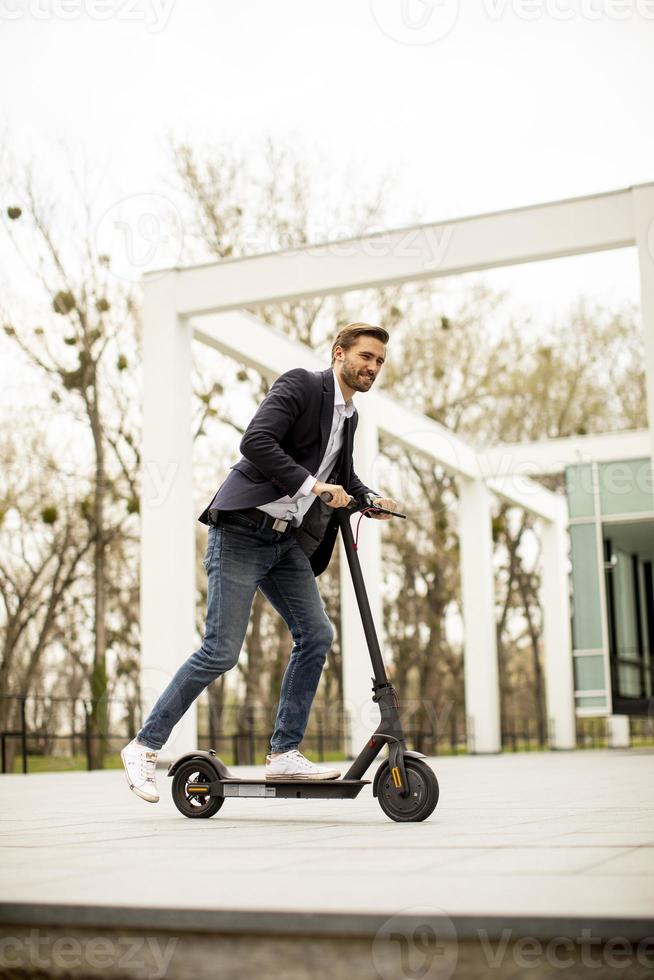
121 323 399 802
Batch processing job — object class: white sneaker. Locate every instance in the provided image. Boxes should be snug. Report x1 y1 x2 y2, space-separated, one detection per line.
265 749 340 781
120 738 160 803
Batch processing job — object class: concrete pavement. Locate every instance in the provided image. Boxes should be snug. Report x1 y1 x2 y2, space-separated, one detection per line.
1 748 653 917
1 748 653 978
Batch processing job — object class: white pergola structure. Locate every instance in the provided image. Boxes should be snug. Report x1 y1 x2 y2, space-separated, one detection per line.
141 181 654 762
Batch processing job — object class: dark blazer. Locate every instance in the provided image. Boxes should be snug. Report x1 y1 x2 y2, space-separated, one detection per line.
198 367 377 576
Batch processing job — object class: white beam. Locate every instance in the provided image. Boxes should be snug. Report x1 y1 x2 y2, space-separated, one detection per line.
140 278 196 762
458 478 501 753
485 476 563 523
540 498 576 750
147 185 643 315
633 184 654 479
479 430 650 477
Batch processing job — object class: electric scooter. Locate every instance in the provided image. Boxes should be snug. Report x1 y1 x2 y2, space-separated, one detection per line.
168 494 440 822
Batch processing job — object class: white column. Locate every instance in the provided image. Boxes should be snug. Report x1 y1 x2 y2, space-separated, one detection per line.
633 184 654 469
340 405 384 757
540 501 576 749
608 715 630 748
141 275 197 763
458 478 501 753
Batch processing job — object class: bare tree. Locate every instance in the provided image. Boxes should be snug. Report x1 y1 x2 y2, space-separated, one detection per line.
0 423 94 770
2 164 141 767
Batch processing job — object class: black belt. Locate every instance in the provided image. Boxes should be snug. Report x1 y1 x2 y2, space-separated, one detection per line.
209 507 292 534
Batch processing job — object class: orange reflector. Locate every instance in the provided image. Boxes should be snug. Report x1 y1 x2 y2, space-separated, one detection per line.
391 767 402 788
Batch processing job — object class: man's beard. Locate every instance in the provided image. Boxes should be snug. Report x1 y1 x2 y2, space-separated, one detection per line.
341 358 375 392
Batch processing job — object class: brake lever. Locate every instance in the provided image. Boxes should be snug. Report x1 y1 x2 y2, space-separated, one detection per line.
369 505 407 519
320 491 406 519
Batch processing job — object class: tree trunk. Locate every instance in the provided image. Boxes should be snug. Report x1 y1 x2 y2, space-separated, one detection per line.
517 570 547 746
88 395 109 769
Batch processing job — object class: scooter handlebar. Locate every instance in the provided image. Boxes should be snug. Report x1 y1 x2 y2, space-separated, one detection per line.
319 491 406 519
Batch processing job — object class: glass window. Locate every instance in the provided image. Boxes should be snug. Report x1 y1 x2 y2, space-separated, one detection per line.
617 664 642 696
566 464 595 519
613 546 638 644
570 524 603 650
599 459 654 516
638 561 652 697
573 654 606 692
575 696 608 709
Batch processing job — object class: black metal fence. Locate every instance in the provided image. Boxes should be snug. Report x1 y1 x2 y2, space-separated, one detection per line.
195 700 470 765
196 700 349 766
501 717 548 752
1 693 471 771
575 714 654 749
2 692 652 773
0 694 141 774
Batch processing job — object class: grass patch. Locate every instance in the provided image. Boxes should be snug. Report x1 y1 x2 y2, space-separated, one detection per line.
11 752 125 773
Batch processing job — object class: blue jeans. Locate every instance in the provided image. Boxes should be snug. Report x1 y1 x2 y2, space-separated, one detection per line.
137 513 334 753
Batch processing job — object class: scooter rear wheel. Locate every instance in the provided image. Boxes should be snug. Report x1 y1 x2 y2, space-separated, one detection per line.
376 758 439 822
171 759 224 818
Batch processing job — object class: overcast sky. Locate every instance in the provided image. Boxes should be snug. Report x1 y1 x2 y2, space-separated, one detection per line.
1 0 653 394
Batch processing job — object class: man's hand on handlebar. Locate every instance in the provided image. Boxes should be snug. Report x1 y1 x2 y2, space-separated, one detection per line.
312 481 352 508
317 486 406 519
368 497 399 521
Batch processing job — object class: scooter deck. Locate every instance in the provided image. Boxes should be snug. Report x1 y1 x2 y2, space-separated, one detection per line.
213 778 370 800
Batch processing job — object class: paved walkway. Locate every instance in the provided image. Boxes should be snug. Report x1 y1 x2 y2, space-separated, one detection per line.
1 749 653 919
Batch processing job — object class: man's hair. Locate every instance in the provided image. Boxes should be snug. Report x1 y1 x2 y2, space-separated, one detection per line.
331 322 389 364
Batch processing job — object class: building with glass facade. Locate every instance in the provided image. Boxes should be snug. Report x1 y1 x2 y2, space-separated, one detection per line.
567 458 653 718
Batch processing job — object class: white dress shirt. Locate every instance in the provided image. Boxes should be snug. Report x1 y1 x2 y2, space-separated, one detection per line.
256 369 355 528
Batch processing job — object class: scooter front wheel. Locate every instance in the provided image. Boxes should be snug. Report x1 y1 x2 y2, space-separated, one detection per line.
171 759 224 818
376 758 439 822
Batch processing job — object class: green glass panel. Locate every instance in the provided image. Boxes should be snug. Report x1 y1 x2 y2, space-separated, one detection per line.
598 459 654 516
617 663 642 696
575 696 608 709
637 563 652 697
566 464 595 519
570 524 603 650
573 654 606 692
613 548 638 661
